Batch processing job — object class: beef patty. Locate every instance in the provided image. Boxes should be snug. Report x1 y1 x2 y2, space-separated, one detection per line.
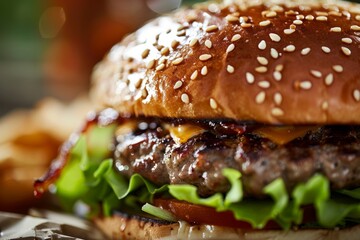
114 119 360 197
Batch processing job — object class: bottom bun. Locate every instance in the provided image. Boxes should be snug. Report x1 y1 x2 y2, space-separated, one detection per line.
94 212 360 240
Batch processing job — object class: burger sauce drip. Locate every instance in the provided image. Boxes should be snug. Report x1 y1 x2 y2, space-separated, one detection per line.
33 108 249 197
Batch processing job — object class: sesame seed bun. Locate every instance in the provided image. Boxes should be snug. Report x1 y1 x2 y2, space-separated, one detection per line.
92 0 360 124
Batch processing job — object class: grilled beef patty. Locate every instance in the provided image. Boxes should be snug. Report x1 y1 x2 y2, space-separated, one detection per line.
114 120 360 197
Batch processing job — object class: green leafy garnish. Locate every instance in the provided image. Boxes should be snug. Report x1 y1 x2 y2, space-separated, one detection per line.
55 124 360 229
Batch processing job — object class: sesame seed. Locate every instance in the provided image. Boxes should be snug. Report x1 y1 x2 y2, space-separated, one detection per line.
161 47 170 56
142 49 150 58
208 4 219 13
255 91 266 104
296 15 305 20
158 58 166 65
226 15 239 22
210 98 218 109
293 19 303 25
181 93 190 104
353 89 360 102
271 5 284 12
227 65 235 73
269 33 281 42
300 6 311 11
343 11 351 19
240 23 252 28
290 24 296 29
301 47 311 55
258 40 266 50
275 64 284 72
341 46 351 56
321 46 331 53
284 29 295 35
173 81 183 89
322 101 329 110
177 29 186 36
310 70 322 78
324 73 334 86
205 40 212 49
177 25 186 31
142 88 148 98
274 92 282 105
330 27 342 32
342 38 352 44
189 38 198 47
332 65 343 72
316 11 328 16
283 45 295 52
316 16 328 21
270 48 279 59
305 15 314 20
226 43 235 53
255 66 268 73
190 70 198 80
258 80 270 88
201 66 208 75
329 11 342 17
147 59 156 69
156 63 165 71
205 25 218 32
246 72 255 84
285 10 298 16
351 25 360 31
257 56 268 65
171 40 180 49
265 11 277 18
271 108 284 116
172 57 184 65
231 34 241 42
299 81 312 90
134 78 143 88
259 20 271 26
199 54 212 61
273 71 282 81
239 16 249 23
356 15 360 21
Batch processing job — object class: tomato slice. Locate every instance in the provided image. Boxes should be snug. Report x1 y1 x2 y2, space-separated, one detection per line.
153 198 281 229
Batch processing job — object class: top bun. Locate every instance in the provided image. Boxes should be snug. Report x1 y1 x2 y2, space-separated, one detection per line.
91 0 360 124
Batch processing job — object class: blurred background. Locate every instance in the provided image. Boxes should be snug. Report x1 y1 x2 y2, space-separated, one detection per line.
0 0 202 117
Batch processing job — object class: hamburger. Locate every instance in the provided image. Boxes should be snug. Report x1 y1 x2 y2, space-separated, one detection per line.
35 0 360 239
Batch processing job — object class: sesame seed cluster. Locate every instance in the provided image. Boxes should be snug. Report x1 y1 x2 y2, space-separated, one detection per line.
92 0 360 124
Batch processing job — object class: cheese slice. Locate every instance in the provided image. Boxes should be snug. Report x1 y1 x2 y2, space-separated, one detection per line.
167 124 206 144
115 120 138 136
254 126 319 145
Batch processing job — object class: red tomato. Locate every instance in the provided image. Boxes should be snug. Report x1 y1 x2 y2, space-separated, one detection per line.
153 198 281 229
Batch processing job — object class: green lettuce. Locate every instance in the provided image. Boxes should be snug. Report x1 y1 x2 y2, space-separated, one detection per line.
55 124 360 229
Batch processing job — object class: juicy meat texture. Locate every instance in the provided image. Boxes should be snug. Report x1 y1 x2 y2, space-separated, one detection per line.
114 123 360 197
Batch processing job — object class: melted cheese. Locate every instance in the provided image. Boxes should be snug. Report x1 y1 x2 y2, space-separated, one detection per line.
115 120 138 136
167 124 206 144
254 126 318 145
115 119 315 146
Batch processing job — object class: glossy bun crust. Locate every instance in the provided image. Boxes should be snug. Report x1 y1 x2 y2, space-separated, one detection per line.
92 0 360 124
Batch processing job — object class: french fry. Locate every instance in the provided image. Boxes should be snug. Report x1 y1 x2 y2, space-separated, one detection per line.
0 96 92 212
